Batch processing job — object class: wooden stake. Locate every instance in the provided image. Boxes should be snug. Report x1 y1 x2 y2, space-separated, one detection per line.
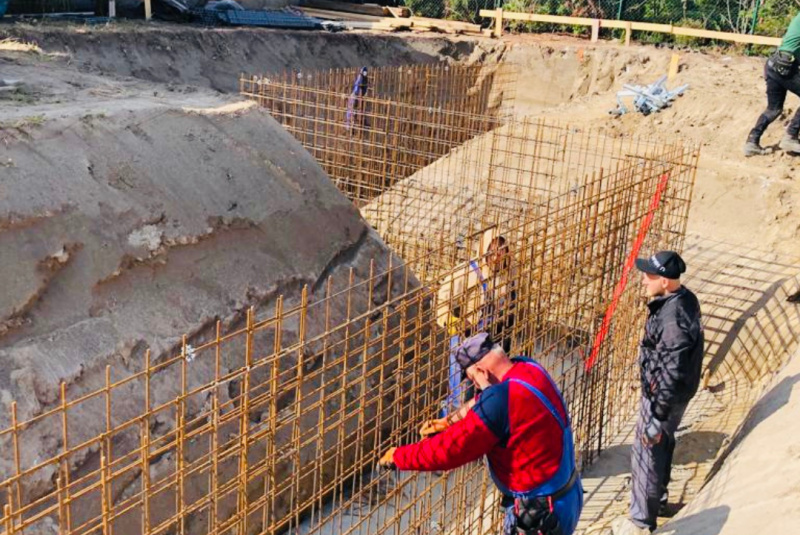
144 0 152 20
494 8 503 37
625 21 632 46
668 53 680 80
591 19 600 42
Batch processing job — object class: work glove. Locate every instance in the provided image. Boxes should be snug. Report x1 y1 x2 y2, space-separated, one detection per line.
378 447 397 470
642 418 662 446
419 417 451 437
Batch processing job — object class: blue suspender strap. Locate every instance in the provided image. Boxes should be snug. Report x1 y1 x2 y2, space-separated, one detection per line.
486 366 577 499
508 379 566 430
515 358 571 426
469 260 489 294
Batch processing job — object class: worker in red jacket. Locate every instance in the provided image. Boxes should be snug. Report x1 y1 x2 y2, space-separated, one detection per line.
378 333 583 535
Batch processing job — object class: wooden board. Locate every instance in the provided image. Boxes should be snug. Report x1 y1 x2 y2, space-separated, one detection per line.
301 0 386 17
410 16 481 34
386 6 411 18
478 9 782 47
298 7 382 22
347 18 412 31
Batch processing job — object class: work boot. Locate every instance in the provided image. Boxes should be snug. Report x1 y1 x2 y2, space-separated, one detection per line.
743 141 772 157
779 134 800 154
609 517 651 535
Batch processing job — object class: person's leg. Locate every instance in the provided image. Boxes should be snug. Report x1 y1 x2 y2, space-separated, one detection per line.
658 402 689 508
782 71 800 142
746 70 787 154
630 397 658 531
503 505 517 535
659 429 675 508
552 479 584 535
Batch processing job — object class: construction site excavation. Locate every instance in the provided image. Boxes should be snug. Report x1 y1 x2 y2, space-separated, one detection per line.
1 11 800 535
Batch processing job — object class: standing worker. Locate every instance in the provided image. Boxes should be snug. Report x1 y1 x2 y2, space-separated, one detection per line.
744 13 800 156
611 251 704 535
436 234 518 420
346 67 370 132
379 333 583 535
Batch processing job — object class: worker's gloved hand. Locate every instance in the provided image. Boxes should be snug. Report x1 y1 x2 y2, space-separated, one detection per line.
419 417 451 437
642 418 662 446
378 447 397 470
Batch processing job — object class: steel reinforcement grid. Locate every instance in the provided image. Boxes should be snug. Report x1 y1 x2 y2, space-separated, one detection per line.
0 64 698 535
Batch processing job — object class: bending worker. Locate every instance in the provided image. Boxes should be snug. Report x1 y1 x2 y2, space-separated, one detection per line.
744 12 800 156
378 333 583 535
612 251 704 535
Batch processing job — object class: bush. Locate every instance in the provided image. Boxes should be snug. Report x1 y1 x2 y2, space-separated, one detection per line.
406 0 445 19
444 0 495 23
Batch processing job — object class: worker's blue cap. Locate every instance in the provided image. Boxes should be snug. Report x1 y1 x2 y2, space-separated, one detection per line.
453 332 495 371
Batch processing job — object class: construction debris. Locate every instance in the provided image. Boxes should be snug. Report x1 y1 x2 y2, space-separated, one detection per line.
204 0 243 10
609 75 689 116
193 6 323 29
296 0 482 35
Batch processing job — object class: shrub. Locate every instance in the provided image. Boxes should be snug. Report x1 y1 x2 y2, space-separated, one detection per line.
406 0 445 19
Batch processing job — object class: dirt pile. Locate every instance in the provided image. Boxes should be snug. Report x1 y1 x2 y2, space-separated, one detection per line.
0 47 415 531
0 23 504 93
659 347 800 535
503 37 800 256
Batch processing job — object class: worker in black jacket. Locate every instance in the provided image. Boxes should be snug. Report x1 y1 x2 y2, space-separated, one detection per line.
612 251 704 535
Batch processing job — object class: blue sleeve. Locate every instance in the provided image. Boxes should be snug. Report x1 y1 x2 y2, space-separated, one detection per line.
472 382 510 444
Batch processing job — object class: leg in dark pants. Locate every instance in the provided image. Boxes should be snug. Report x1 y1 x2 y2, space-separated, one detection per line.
659 417 683 506
630 396 688 531
749 64 800 143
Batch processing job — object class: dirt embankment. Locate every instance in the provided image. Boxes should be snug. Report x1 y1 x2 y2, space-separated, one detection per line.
0 46 417 531
502 37 799 257
0 23 504 93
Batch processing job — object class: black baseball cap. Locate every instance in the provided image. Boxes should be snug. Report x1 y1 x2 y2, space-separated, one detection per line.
635 250 686 279
452 332 495 371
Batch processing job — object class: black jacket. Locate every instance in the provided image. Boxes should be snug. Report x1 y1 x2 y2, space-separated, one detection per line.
639 286 704 422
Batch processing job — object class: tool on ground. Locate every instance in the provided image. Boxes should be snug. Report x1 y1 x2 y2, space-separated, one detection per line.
609 76 689 116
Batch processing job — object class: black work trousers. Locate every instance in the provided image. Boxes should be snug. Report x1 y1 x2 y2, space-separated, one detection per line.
630 395 688 532
748 62 800 143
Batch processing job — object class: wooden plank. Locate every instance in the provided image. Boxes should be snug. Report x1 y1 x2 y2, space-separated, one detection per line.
386 6 410 18
347 18 412 30
599 20 629 29
298 7 382 22
670 26 781 45
302 0 385 17
668 53 680 80
481 10 596 26
629 21 674 33
410 16 480 33
590 19 600 42
479 9 783 46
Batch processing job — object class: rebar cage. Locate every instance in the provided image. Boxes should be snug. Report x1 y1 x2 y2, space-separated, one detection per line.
0 63 698 535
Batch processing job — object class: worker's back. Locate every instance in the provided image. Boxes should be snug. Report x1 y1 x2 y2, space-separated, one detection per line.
779 13 800 56
474 358 568 494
